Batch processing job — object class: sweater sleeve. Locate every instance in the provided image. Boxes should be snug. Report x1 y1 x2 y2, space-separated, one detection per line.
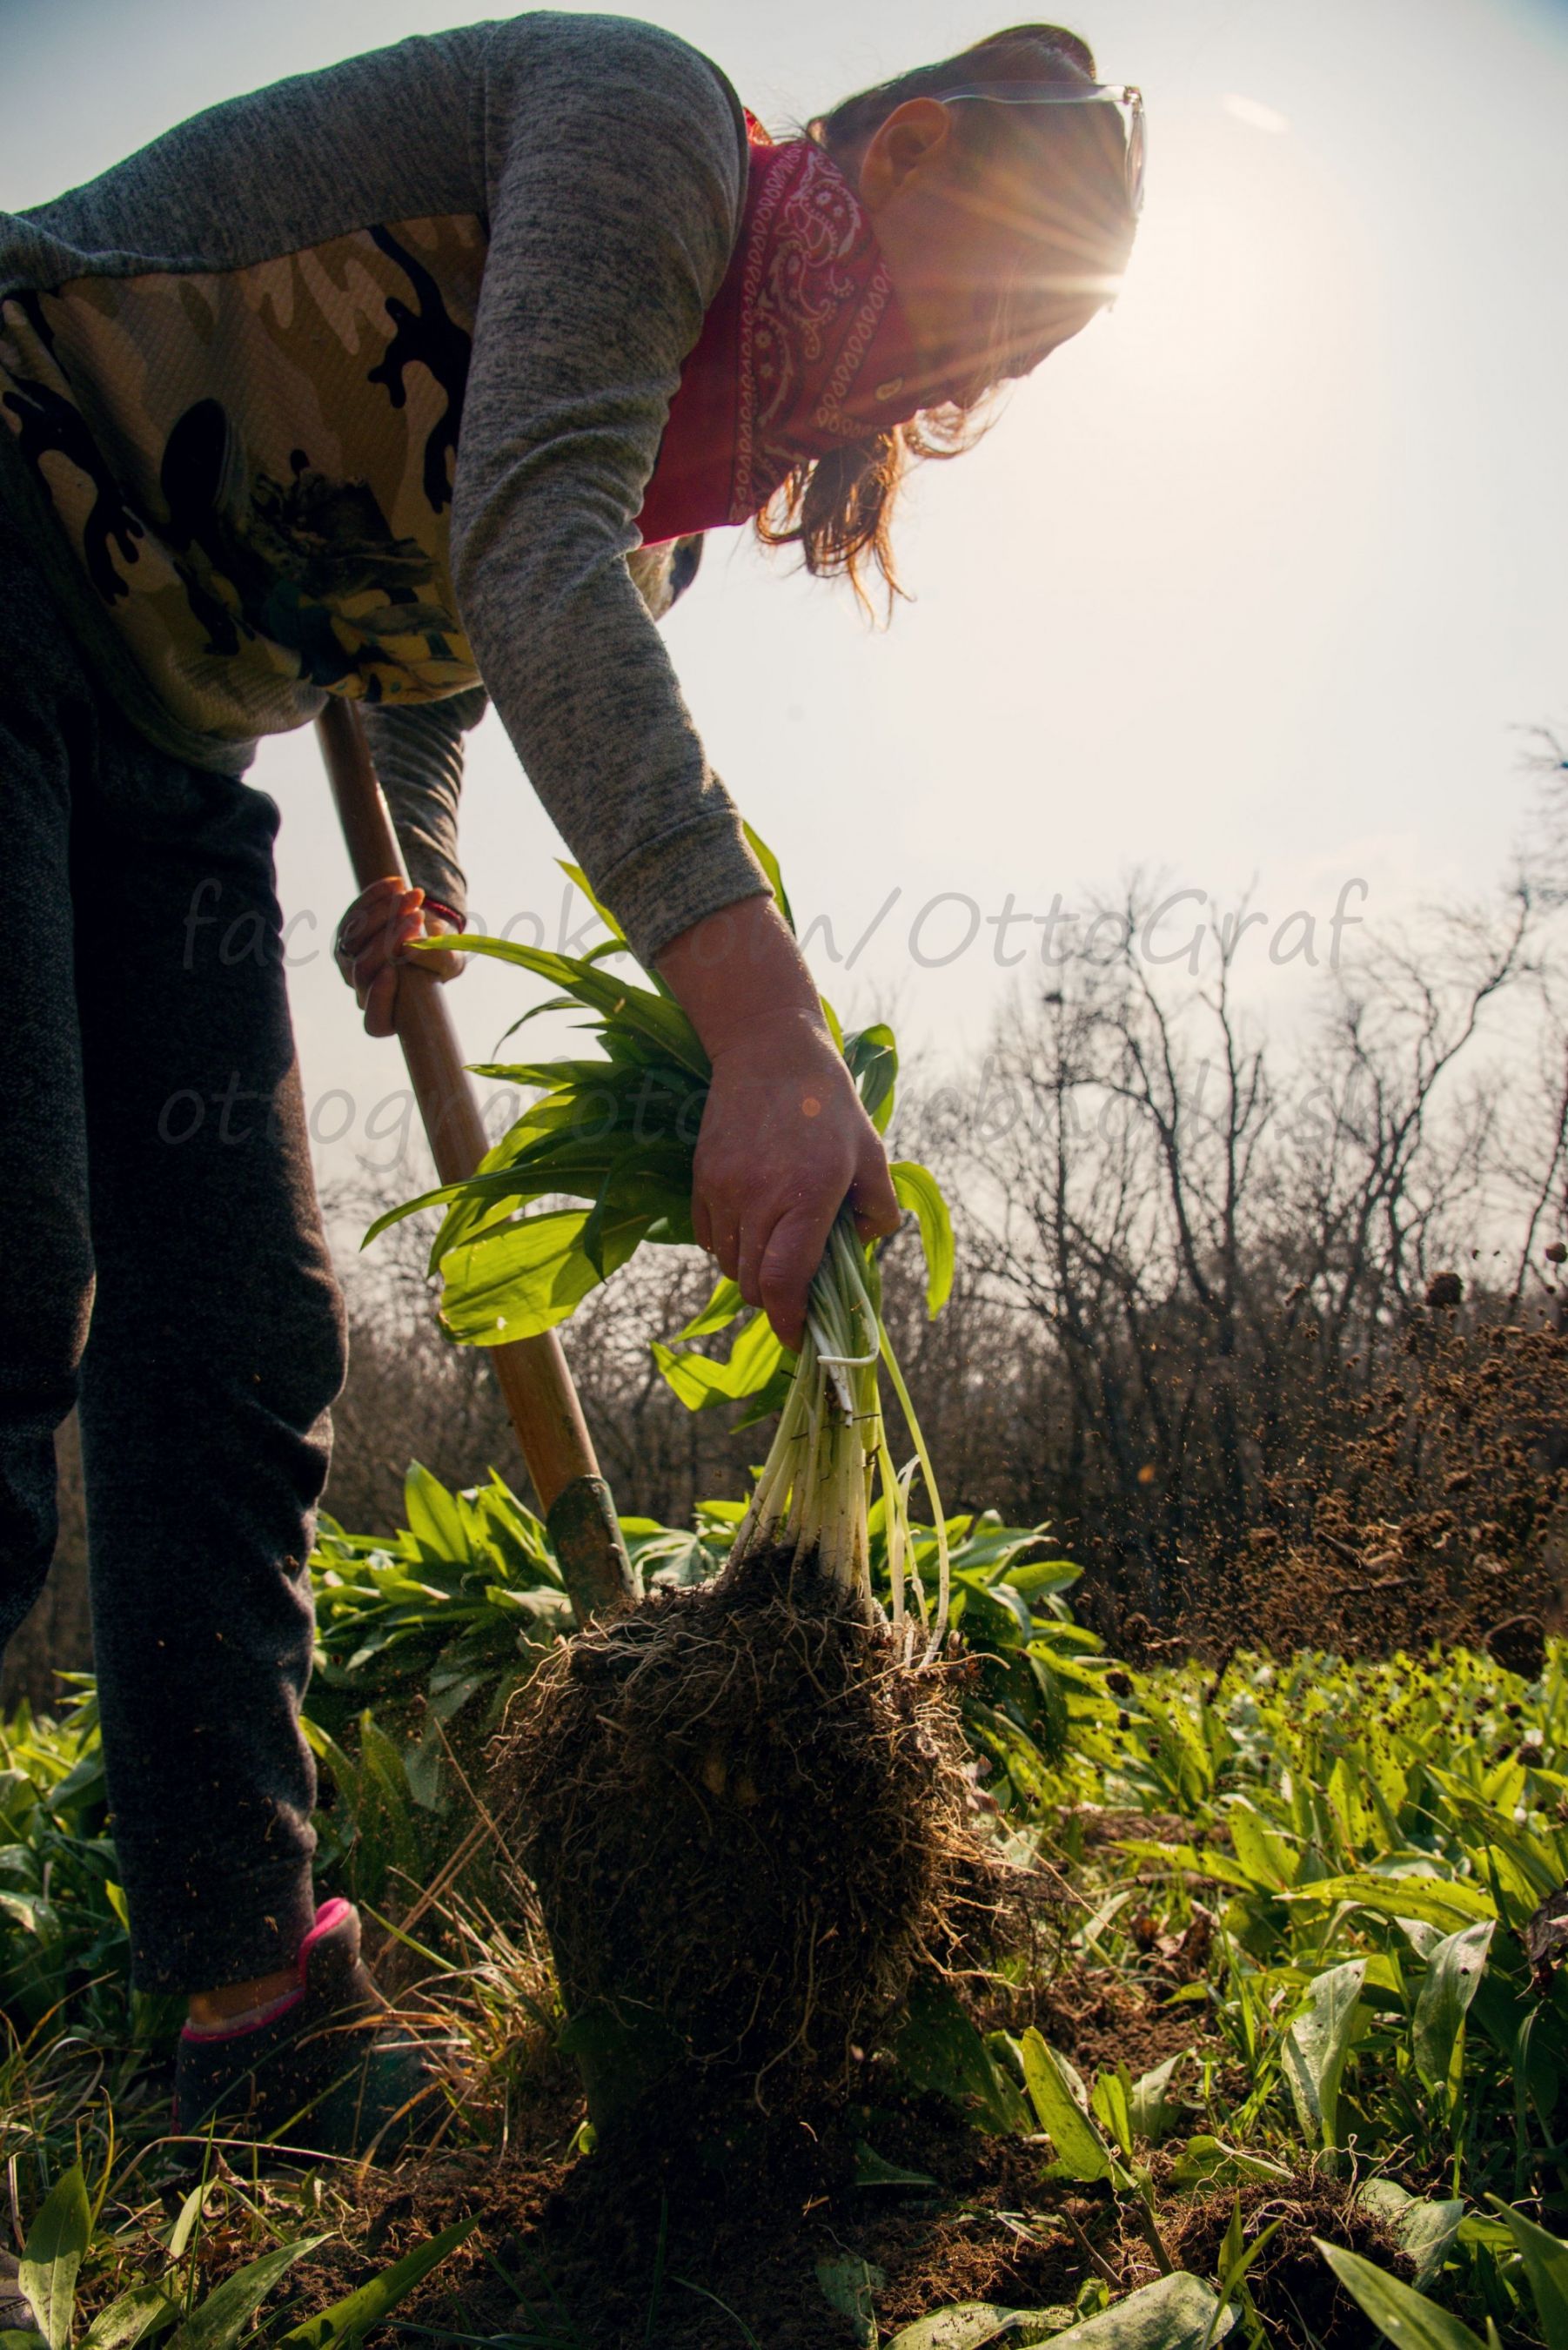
448 17 771 970
356 538 708 925
360 686 487 919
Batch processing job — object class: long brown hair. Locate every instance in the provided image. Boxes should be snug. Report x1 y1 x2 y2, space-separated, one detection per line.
756 26 1136 614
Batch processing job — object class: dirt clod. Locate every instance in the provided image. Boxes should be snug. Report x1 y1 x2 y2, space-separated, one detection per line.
495 1546 996 2145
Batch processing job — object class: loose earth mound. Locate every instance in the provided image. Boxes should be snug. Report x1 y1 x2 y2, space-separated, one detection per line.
495 1545 992 2142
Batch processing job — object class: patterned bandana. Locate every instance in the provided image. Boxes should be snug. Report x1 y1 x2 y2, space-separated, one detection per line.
635 121 951 547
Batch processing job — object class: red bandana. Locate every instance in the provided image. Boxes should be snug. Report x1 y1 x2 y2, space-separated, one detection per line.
635 122 948 548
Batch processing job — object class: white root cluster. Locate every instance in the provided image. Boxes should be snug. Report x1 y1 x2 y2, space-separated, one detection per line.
730 1211 951 1655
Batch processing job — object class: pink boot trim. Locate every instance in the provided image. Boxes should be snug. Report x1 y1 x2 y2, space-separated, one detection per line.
180 1898 356 2044
298 1897 354 1968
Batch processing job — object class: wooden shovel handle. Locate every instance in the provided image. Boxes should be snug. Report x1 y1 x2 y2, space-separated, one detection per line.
315 699 601 1515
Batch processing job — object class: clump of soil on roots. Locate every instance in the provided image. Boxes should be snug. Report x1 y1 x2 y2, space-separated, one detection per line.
495 1543 999 2149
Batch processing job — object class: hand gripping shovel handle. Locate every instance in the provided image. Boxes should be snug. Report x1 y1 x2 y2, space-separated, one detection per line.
316 701 634 1625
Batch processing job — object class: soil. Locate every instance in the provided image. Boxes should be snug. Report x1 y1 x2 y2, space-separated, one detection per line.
210 1890 1355 2350
315 1589 1418 2347
493 1546 999 2144
328 1977 1393 2350
1174 1318 1568 1660
1163 2175 1402 2346
269 1317 1568 2346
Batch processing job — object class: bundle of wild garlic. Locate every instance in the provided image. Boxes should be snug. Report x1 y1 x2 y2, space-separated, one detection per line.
380 842 953 1644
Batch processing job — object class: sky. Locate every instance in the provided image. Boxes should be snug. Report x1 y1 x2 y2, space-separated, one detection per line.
3 0 1565 1183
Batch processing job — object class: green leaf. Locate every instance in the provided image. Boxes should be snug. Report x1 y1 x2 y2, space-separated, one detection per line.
402 1463 468 1566
19 2165 90 2350
1169 2136 1294 2191
967 1706 1055 1805
1225 1804 1298 1891
1455 2216 1515 2252
79 2286 178 2350
882 2306 1077 2348
670 1278 746 1340
853 2142 938 2190
892 1162 955 1317
964 1576 1037 1646
299 1716 361 1814
1413 1922 1494 2111
1360 2186 1465 2298
816 2257 882 2348
433 936 707 1075
1286 1875 1496 1930
438 1205 650 1344
1315 2242 1487 2349
275 2218 479 2350
893 1977 1032 2135
1018 2031 1115 2182
1486 2199 1568 2348
1042 2274 1232 2345
1128 2053 1183 2146
165 2188 204 2266
555 860 628 948
577 1153 625 1279
166 2239 329 2350
846 1024 899 1134
1215 2202 1283 2312
1281 1960 1366 2150
1090 2068 1134 2160
653 1310 787 1412
1403 2204 1466 2299
742 822 795 935
1003 1557 1083 1598
731 1356 796 1429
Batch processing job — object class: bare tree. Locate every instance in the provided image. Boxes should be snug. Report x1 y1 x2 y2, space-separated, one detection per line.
922 868 1566 1643
19 806 1568 1706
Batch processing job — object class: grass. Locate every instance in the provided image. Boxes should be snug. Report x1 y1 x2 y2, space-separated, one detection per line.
6 1466 1568 2347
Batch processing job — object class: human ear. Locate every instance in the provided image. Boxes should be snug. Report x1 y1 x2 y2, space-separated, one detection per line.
856 97 954 212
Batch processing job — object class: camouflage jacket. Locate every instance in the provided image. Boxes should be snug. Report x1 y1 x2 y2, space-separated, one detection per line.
0 12 767 960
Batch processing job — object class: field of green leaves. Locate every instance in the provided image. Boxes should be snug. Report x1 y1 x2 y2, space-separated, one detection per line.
5 1465 1568 2347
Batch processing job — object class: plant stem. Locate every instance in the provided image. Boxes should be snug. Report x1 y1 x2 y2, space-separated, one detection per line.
733 1208 949 1648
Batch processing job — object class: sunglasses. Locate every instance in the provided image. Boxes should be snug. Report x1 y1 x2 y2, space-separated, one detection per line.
935 82 1147 218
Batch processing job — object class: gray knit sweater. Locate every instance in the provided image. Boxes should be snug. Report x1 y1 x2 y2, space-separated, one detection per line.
0 13 770 963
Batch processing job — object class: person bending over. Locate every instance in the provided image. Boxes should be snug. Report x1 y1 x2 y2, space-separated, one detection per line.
0 15 1139 2152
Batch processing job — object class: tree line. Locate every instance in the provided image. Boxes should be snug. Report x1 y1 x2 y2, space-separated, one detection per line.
7 751 1565 1706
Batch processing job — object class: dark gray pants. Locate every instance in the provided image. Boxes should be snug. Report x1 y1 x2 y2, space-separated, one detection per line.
0 519 346 1991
